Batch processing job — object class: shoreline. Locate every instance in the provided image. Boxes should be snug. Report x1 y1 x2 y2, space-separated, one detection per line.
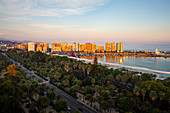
48 53 169 80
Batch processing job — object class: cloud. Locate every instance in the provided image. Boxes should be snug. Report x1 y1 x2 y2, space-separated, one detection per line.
29 24 65 29
0 0 110 16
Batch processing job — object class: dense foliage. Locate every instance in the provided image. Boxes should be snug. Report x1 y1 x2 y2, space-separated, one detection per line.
5 49 170 113
0 52 68 113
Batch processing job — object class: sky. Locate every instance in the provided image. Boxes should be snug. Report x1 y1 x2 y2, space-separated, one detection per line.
0 0 170 44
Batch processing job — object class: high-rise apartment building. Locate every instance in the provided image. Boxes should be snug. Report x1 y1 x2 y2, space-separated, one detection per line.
111 42 116 52
120 42 123 52
67 45 72 51
62 43 68 51
76 43 80 52
40 42 49 52
28 42 35 51
72 43 76 51
51 43 61 52
92 43 97 52
106 42 111 52
116 43 120 52
98 46 104 53
85 43 92 52
36 44 42 52
80 44 85 52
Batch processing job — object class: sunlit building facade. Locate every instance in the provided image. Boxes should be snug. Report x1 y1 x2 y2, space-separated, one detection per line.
98 46 104 53
72 43 76 51
62 43 68 51
17 43 28 50
80 44 85 52
92 43 97 52
76 43 80 52
85 43 92 52
111 42 116 52
116 43 119 52
67 45 72 52
51 43 61 52
120 42 123 52
106 42 111 52
28 42 35 51
36 44 42 52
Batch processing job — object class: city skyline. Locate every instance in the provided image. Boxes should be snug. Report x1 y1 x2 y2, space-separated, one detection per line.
0 0 170 43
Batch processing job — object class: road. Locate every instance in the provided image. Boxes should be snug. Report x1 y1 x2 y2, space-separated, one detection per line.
3 53 97 113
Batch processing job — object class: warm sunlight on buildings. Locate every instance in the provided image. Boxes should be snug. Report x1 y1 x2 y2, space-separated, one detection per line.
106 42 111 52
98 46 104 53
111 42 116 52
120 42 123 52
85 43 92 52
28 42 35 51
92 43 97 52
116 43 120 52
36 44 42 52
80 44 85 52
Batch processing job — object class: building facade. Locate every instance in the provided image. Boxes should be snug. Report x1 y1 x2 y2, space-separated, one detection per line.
98 46 104 52
92 43 97 52
116 43 120 52
80 44 85 52
62 43 68 51
120 42 123 52
28 42 35 51
85 43 92 52
111 42 116 52
106 42 111 52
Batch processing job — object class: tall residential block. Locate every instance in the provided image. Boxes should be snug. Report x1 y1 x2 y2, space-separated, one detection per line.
72 43 76 51
67 45 72 51
85 43 92 52
98 46 104 53
28 42 35 51
51 43 61 52
111 42 116 52
92 43 97 52
120 42 123 52
80 44 85 52
36 44 42 52
62 43 68 51
116 43 120 52
76 43 80 52
40 42 49 52
106 42 111 52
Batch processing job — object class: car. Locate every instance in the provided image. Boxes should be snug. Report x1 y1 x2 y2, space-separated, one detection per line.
67 106 71 111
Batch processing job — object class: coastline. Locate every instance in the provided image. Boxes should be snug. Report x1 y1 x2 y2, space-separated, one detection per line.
48 53 170 80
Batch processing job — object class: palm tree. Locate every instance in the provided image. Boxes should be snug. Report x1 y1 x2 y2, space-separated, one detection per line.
25 81 32 96
107 74 114 82
29 75 36 81
133 87 140 96
37 79 43 84
159 92 165 101
149 90 158 102
141 88 146 101
116 75 122 82
87 67 91 75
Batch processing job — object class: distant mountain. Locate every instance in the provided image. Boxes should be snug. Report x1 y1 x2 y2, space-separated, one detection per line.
0 38 9 41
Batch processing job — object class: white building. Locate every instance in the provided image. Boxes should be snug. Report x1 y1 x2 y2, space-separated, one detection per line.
28 42 35 51
72 43 76 51
76 43 80 52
